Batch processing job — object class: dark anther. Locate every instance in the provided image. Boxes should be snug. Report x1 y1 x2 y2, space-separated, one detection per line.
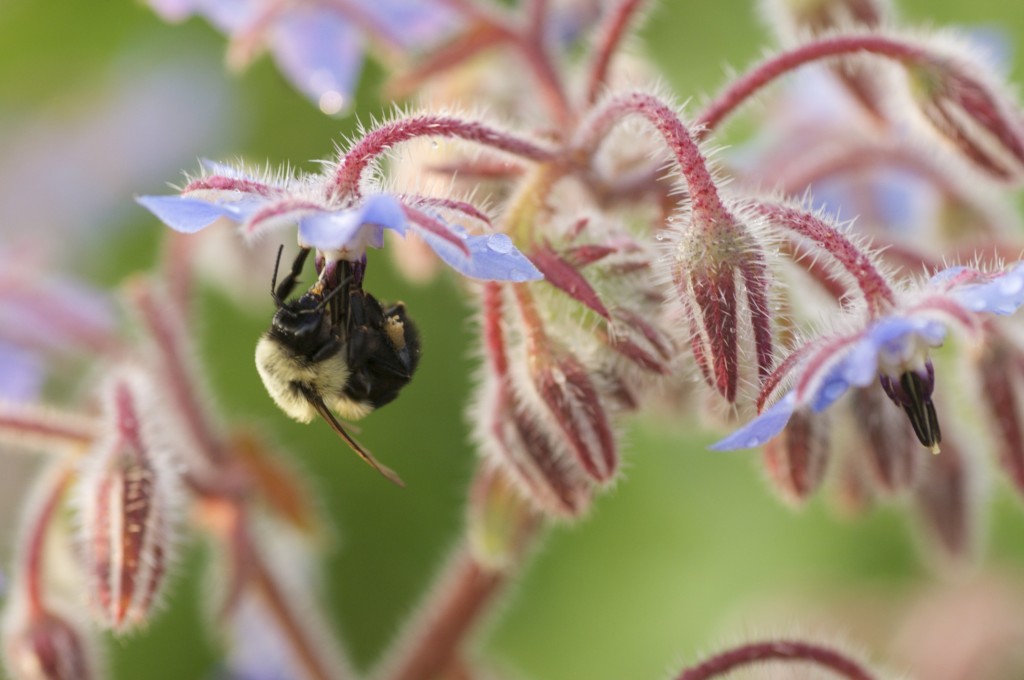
879 362 942 451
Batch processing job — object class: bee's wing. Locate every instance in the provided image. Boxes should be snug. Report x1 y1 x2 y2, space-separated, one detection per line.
299 385 405 487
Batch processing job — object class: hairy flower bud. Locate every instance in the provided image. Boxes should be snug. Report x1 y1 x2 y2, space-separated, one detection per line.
472 283 592 518
851 387 922 493
905 36 1024 182
913 437 975 560
476 375 593 518
977 336 1024 496
668 210 774 403
77 369 180 632
763 0 892 117
762 408 830 504
2 609 98 680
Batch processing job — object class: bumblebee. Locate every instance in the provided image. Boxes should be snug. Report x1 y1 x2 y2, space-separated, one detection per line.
255 247 421 485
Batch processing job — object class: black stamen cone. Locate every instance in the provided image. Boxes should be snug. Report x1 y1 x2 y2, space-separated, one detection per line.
880 367 942 450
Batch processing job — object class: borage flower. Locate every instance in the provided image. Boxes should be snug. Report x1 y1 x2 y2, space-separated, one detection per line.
713 261 1024 453
136 160 541 283
148 0 459 114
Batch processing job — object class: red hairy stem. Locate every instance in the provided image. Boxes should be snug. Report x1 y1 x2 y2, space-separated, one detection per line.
161 230 198 317
585 0 648 104
0 402 99 450
127 280 228 468
22 465 74 616
373 543 509 680
483 283 509 377
697 33 927 136
771 141 1005 234
525 0 549 35
331 116 556 198
236 517 348 680
746 200 896 317
676 640 877 680
576 92 730 225
386 23 507 99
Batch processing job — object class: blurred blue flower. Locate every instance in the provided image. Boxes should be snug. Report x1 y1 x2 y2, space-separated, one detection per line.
712 263 1024 451
0 252 119 401
137 163 542 282
148 0 459 114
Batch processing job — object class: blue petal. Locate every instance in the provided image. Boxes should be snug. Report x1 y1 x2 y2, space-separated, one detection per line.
297 195 407 250
270 8 364 107
950 262 1024 316
0 343 45 402
137 195 253 233
710 393 796 451
413 227 543 282
929 266 967 285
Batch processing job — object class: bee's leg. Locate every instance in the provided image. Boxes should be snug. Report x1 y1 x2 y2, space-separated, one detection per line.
381 303 421 375
272 246 311 303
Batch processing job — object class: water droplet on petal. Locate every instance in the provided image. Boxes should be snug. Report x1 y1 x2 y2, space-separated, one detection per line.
431 140 440 149
967 296 986 311
510 270 528 282
745 436 761 448
655 233 666 241
486 233 513 253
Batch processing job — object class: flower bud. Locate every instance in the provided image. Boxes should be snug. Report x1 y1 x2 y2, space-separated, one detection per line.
668 211 774 403
473 284 592 518
475 375 593 519
763 0 892 117
3 609 98 680
977 336 1024 497
913 437 976 560
905 36 1024 182
527 343 618 483
762 408 830 504
77 369 180 632
851 387 922 493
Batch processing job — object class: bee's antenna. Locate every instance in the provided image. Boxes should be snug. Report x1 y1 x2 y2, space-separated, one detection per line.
272 246 312 306
270 245 285 306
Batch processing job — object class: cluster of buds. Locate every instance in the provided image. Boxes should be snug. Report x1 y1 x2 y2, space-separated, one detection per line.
8 0 1024 677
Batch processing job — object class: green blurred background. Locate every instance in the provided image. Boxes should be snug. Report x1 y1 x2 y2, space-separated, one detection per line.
3 1 1024 678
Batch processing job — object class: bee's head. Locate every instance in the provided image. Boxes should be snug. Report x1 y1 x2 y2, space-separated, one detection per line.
271 297 327 339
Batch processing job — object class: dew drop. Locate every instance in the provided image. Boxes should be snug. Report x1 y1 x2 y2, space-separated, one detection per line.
486 233 514 253
745 436 761 448
655 233 666 241
431 140 440 149
510 270 528 282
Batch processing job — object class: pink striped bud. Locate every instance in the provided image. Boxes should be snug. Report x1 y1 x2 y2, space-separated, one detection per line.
669 213 774 403
762 408 830 504
476 375 593 519
977 337 1024 497
764 0 891 117
472 283 592 518
906 37 1024 181
851 387 922 493
3 610 98 680
513 286 619 484
527 345 618 484
913 437 975 560
77 369 180 632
